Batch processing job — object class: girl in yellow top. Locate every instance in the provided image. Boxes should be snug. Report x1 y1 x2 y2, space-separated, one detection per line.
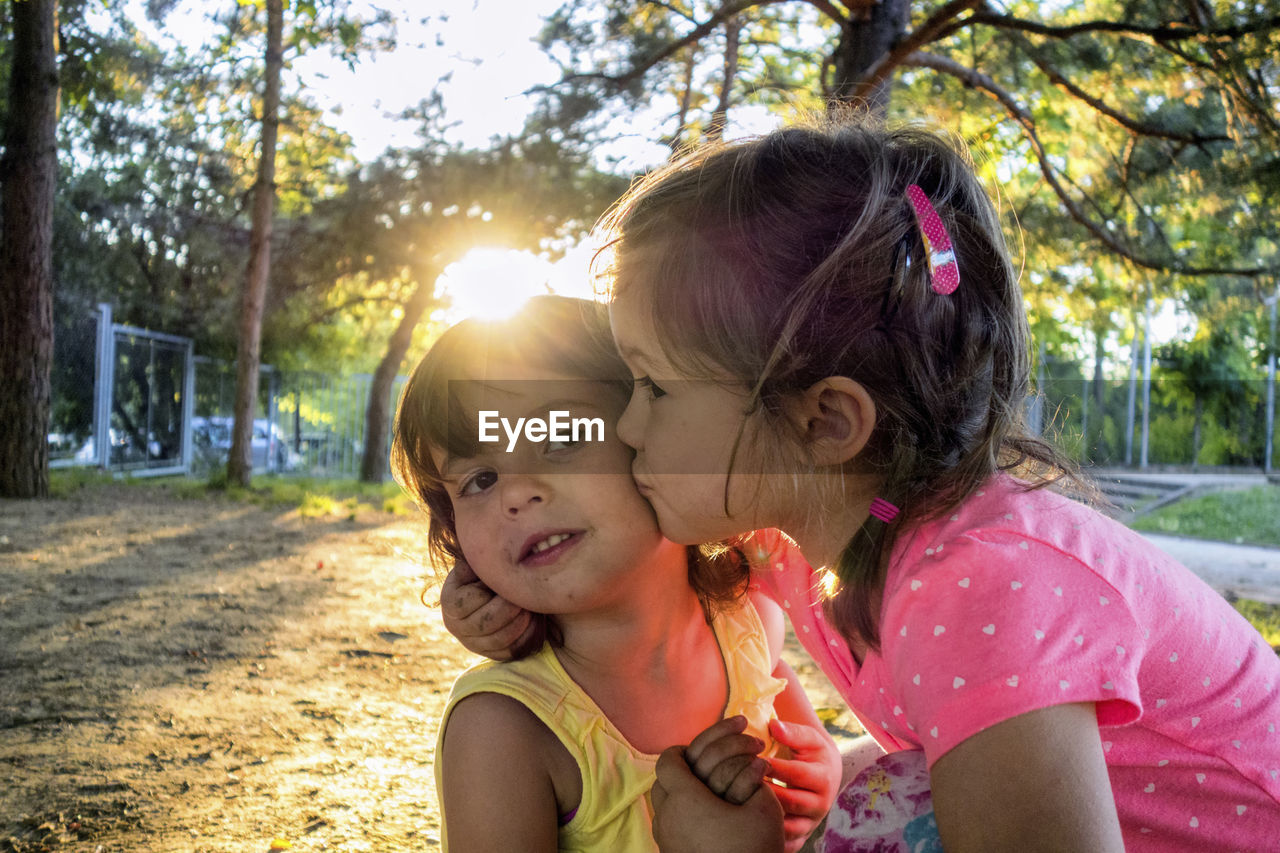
392 296 840 852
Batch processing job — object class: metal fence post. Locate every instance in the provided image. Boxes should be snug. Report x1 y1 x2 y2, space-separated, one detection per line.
264 366 278 473
1140 298 1153 469
182 338 195 473
94 303 113 468
1266 284 1278 475
1080 376 1090 466
1125 313 1139 466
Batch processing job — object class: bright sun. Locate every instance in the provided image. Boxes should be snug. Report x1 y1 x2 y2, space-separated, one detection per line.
436 246 599 323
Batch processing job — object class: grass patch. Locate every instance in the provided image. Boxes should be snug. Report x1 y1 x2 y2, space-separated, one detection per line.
208 474 417 518
1130 485 1280 547
1234 598 1280 650
51 468 416 518
49 467 121 497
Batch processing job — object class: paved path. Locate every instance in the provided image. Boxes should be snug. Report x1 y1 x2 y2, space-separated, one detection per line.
1140 533 1280 605
1086 468 1280 604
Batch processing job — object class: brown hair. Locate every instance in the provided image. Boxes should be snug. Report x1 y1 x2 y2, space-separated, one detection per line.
391 296 748 651
597 118 1080 650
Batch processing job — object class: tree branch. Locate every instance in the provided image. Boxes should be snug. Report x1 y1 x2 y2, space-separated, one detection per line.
853 0 984 101
642 0 699 25
904 51 1269 279
1005 32 1232 146
965 9 1280 44
526 0 790 94
800 0 852 25
305 293 405 327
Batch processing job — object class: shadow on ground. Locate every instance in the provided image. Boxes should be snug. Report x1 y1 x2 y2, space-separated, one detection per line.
0 483 474 852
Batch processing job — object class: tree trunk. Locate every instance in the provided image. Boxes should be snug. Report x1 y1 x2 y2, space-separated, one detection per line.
830 0 910 113
0 0 58 498
227 0 283 488
359 276 439 483
705 13 740 142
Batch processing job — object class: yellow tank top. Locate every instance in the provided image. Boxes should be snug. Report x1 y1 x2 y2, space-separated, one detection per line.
434 600 787 852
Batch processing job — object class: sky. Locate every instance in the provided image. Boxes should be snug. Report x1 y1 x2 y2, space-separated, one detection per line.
133 1 799 323
291 0 617 321
134 0 630 322
135 2 1190 344
145 0 575 159
295 0 573 161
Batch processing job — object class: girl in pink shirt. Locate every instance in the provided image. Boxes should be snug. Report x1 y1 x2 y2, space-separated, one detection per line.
444 119 1280 851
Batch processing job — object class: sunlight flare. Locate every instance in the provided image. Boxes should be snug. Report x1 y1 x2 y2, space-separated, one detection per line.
436 247 600 324
437 248 552 323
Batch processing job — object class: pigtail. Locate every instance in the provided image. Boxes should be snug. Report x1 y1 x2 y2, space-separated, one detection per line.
689 543 752 622
826 501 898 651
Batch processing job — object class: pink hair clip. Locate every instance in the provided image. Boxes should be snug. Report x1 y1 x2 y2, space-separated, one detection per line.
868 497 899 523
905 184 960 295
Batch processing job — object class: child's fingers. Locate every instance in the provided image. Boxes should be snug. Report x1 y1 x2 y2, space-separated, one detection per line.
686 733 765 784
445 557 481 587
440 561 496 620
652 747 786 853
767 718 828 755
685 715 750 766
780 815 821 853
763 755 827 796
471 606 535 659
506 614 547 660
651 746 684 814
707 754 769 805
770 780 829 823
442 597 535 660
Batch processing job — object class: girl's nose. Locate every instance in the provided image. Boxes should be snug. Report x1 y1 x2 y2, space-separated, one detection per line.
501 475 548 516
615 398 644 452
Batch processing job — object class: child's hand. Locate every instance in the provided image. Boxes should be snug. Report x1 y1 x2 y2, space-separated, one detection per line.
765 719 843 852
651 744 785 853
440 559 543 661
684 715 770 805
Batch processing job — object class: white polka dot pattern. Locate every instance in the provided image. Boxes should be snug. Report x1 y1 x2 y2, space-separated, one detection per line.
745 475 1280 851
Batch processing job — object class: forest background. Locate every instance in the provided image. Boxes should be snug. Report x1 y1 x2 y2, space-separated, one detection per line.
2 0 1280 498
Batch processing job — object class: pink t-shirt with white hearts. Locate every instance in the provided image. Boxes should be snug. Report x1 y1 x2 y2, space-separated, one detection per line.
749 473 1280 850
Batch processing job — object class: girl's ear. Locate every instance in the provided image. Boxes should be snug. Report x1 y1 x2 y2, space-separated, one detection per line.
792 377 876 466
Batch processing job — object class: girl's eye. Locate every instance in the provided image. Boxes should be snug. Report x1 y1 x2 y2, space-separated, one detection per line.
545 437 582 455
634 375 667 400
458 470 497 497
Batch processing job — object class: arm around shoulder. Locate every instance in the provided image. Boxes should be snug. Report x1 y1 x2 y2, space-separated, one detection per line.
438 692 569 853
930 702 1125 853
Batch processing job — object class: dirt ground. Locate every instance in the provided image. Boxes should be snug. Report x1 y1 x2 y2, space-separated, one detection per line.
0 482 854 853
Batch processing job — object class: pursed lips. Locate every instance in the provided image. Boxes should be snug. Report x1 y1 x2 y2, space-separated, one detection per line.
630 463 654 495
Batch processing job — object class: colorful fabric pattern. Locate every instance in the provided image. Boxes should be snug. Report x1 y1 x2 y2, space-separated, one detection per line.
820 750 940 853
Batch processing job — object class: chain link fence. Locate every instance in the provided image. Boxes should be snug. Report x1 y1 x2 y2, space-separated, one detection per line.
50 306 1278 479
49 304 408 480
1038 377 1279 471
190 361 406 480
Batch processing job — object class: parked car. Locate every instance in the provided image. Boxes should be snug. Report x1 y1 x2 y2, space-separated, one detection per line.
56 428 155 466
192 416 301 471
